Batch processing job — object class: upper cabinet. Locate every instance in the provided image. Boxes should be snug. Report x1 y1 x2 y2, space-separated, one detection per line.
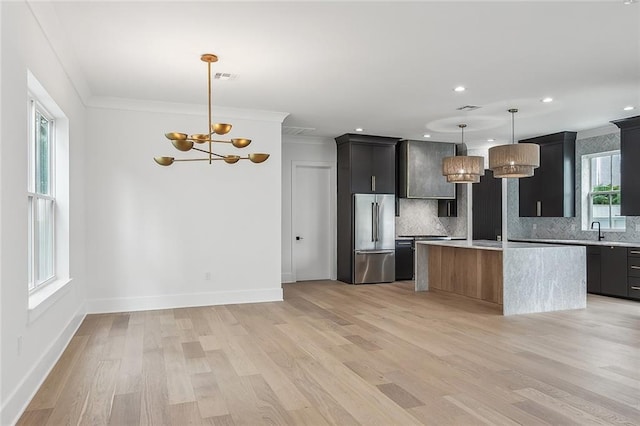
518 131 576 217
336 133 400 194
397 140 456 199
612 115 640 216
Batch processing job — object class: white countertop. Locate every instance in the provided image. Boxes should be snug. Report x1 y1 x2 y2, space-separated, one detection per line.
415 239 572 251
512 238 640 248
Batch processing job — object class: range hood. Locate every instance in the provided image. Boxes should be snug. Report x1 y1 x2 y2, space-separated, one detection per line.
397 140 456 199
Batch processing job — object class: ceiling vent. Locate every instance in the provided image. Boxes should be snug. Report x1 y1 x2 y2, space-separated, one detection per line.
282 126 316 136
457 105 481 111
214 72 238 80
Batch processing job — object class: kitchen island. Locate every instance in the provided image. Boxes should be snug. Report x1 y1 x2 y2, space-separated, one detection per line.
415 240 586 315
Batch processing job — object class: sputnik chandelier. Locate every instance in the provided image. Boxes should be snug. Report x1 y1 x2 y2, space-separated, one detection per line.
154 53 269 166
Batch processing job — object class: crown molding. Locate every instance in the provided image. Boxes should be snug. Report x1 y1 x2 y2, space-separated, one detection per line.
576 123 619 140
27 0 92 105
87 96 290 123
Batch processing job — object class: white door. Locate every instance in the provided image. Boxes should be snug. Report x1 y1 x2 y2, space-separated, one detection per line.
292 162 334 281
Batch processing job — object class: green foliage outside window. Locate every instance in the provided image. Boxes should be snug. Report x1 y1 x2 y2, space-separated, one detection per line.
592 184 620 205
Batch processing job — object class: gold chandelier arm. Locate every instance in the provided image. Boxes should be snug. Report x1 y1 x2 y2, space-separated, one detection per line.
191 146 225 157
173 158 211 162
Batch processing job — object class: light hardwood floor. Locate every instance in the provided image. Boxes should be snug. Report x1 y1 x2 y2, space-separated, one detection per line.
18 281 640 425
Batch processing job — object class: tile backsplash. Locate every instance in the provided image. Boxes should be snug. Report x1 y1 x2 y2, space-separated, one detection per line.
395 184 468 237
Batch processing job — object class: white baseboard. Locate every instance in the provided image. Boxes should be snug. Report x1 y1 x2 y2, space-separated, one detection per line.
86 287 284 314
1 305 86 426
281 272 295 283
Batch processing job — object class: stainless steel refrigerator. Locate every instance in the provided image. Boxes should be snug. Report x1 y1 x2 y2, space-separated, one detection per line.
353 193 395 284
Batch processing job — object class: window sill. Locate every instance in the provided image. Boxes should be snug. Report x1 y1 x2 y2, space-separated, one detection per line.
28 277 73 323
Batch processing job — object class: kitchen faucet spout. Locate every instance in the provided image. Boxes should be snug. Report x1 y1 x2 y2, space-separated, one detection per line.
591 221 604 241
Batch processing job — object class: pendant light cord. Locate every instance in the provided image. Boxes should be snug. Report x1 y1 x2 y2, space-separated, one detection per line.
508 108 518 145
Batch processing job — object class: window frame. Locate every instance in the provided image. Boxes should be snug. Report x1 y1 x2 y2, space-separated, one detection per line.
28 96 57 292
586 150 624 231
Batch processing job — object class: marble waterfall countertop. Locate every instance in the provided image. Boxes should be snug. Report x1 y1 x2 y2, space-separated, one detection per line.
511 238 640 248
415 240 586 315
415 239 570 251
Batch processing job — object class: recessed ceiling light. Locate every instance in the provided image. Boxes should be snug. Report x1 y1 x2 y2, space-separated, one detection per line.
423 134 431 138
487 138 495 142
355 128 364 132
541 97 553 103
623 106 635 111
453 86 466 92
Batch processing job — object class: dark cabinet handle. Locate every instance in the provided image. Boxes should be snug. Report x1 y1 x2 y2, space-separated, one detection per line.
536 201 541 217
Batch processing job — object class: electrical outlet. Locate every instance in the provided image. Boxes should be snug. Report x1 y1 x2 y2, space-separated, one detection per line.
532 224 537 230
204 272 211 281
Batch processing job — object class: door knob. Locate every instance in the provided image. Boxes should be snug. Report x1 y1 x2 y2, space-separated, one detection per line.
296 236 303 241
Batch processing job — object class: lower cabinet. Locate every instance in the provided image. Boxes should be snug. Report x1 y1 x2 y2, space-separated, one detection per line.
587 245 640 300
586 246 601 294
600 246 628 297
628 248 640 299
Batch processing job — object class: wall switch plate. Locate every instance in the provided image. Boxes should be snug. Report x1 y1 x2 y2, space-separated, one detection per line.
204 272 211 281
532 224 537 230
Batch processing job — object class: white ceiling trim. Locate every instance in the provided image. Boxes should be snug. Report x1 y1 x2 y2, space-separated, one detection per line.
27 0 92 105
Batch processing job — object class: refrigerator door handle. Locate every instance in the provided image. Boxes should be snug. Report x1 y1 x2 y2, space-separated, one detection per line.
371 202 375 242
375 202 380 242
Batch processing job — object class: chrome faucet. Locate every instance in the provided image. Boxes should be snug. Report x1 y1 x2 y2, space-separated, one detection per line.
591 221 604 241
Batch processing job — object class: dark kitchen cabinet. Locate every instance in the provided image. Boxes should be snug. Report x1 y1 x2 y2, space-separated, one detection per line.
600 246 627 297
518 131 576 217
586 246 601 294
438 199 457 217
473 170 502 240
395 239 414 280
612 115 640 216
628 248 640 300
336 133 400 283
336 134 398 194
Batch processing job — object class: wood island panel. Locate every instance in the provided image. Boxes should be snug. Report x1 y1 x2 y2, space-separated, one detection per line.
428 245 503 305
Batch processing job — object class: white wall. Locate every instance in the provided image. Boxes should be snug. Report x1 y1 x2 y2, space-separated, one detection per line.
281 135 336 282
0 2 87 424
85 105 286 312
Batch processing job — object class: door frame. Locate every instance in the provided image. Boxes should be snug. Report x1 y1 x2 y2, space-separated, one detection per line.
291 160 337 282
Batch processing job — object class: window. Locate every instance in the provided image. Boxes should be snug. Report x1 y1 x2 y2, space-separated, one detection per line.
587 151 624 230
28 98 56 291
26 71 71 316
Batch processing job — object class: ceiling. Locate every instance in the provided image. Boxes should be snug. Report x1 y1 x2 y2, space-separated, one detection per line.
35 1 640 149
